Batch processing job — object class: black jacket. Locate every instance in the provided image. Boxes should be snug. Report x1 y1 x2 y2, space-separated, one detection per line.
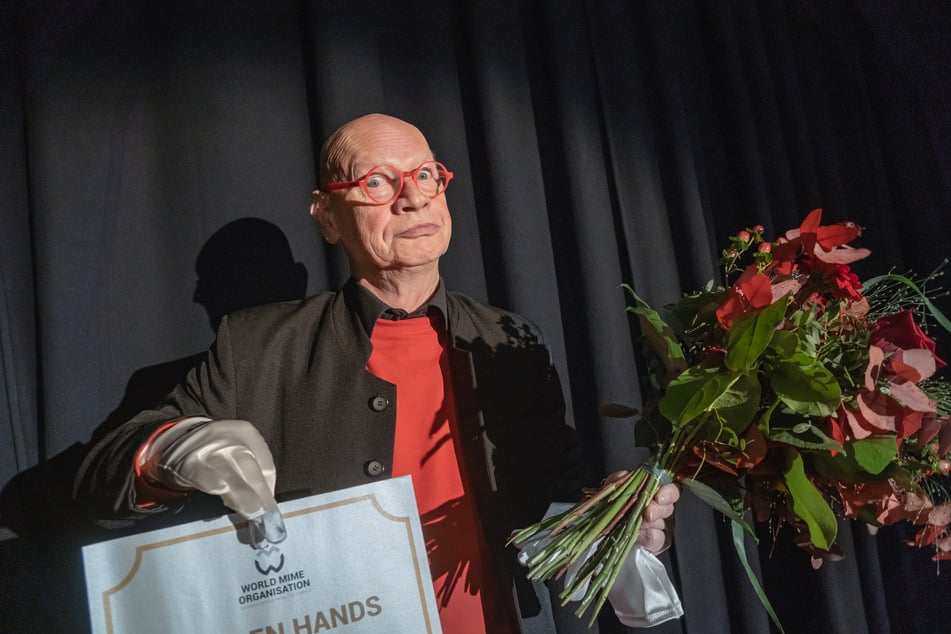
75 281 590 630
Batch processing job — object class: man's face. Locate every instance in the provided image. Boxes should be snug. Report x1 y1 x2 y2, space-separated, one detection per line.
312 116 452 279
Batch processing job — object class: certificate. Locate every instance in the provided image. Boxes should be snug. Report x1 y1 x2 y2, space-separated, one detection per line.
82 476 442 634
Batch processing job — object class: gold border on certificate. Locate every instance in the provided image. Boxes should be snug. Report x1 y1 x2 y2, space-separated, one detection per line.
100 493 435 634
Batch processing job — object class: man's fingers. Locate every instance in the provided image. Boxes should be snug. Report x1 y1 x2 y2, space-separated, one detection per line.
643 483 680 522
638 482 679 553
654 483 680 506
644 501 675 522
640 517 665 531
636 527 667 553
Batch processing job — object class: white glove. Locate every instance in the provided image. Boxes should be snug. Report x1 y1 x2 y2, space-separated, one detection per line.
607 546 683 627
139 418 286 547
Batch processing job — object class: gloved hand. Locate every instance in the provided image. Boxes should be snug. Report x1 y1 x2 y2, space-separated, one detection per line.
139 418 286 547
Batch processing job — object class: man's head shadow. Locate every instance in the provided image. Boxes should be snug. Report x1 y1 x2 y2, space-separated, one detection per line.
193 216 308 332
0 217 308 539
98 217 308 440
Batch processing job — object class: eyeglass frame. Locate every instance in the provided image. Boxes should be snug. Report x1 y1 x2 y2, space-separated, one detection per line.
324 161 454 206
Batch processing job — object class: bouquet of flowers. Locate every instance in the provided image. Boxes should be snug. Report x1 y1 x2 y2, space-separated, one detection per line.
510 209 951 629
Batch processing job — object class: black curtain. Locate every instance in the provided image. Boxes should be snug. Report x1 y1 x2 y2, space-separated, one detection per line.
2 1 950 632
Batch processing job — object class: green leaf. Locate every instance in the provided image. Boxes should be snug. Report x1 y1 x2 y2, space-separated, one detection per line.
682 478 756 538
622 285 688 380
714 372 762 435
812 446 893 483
659 365 760 434
633 410 672 448
889 465 917 491
665 291 725 339
767 419 845 453
731 521 785 634
767 354 841 417
724 298 788 372
766 329 799 360
783 449 838 551
851 435 899 475
658 364 720 426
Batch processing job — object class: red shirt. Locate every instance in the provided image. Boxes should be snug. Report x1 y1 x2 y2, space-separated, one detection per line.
367 316 513 634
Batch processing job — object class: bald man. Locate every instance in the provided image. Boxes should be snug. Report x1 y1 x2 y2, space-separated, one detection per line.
76 114 677 633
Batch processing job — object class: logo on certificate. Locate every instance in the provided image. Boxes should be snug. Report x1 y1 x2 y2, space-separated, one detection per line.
254 544 285 575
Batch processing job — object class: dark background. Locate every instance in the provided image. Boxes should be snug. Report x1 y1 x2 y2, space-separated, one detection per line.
2 1 950 632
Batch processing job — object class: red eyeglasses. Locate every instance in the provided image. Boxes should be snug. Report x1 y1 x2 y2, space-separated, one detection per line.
325 161 454 205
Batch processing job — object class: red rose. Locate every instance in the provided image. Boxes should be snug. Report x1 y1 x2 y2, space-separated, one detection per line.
871 309 946 370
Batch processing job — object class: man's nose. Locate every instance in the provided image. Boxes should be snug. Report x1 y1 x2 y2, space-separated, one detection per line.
394 177 430 211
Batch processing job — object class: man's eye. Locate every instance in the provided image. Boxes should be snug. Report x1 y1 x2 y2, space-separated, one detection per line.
417 169 433 181
366 176 384 188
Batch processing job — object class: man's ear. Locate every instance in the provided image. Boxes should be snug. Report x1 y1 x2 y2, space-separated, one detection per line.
310 190 340 244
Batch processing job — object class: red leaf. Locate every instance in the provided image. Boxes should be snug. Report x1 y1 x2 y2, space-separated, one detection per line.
798 208 823 254
800 208 823 234
939 419 951 455
813 245 872 264
691 443 739 475
843 403 874 439
891 348 938 383
737 424 767 468
828 414 846 455
740 271 774 308
897 410 924 439
865 345 884 391
888 379 936 413
716 292 747 330
917 412 941 446
856 390 902 434
929 503 951 527
770 277 803 303
913 524 942 547
816 221 862 250
770 239 802 269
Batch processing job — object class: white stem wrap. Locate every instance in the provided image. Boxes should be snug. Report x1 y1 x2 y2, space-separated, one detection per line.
606 545 683 627
519 503 683 627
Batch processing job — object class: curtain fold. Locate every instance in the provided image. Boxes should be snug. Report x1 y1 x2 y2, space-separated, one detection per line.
3 1 950 632
0 0 38 488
